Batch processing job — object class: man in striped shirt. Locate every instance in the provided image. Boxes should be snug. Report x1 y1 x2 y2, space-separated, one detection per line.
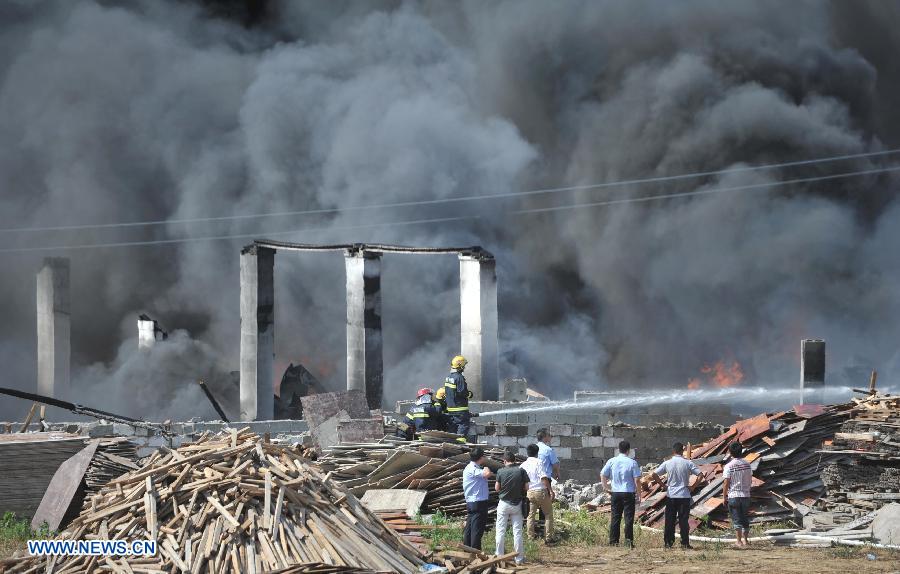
722 442 753 547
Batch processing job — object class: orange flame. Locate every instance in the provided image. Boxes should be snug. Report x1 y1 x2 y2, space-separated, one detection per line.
687 360 744 389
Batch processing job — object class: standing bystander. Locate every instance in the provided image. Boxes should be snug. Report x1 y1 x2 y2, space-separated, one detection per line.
462 447 493 550
650 442 702 549
535 429 559 541
494 447 528 565
600 440 642 547
520 443 553 541
723 442 753 547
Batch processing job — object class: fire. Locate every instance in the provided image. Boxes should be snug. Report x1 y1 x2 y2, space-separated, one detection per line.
687 360 744 389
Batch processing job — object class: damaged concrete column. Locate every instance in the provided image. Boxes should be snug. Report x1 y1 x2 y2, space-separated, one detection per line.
36 257 70 400
137 314 167 349
801 339 825 405
459 250 499 401
240 245 275 421
345 248 383 410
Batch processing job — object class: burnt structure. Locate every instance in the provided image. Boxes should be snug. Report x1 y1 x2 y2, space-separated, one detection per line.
239 241 499 420
137 314 168 349
801 338 826 404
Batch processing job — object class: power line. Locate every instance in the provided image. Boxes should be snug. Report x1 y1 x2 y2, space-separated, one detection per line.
1 147 898 234
0 216 479 253
514 164 900 214
1 163 896 254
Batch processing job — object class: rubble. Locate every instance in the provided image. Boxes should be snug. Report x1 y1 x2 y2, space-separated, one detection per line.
317 431 510 518
633 400 855 531
628 391 900 535
300 390 382 448
275 363 323 420
872 503 900 545
2 429 424 573
554 479 608 511
818 392 900 516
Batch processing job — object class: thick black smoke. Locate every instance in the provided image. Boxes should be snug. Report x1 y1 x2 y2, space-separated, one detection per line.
1 0 899 420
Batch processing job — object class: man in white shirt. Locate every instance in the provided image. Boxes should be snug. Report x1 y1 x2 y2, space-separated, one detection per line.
722 442 753 547
519 443 552 540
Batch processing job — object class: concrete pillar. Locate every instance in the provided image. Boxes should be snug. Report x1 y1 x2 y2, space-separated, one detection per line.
137 314 167 349
345 249 383 410
240 245 275 420
459 251 499 400
36 257 70 400
801 339 825 404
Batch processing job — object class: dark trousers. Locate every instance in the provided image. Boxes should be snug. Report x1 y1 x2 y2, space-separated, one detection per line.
728 497 751 531
609 492 636 545
450 414 471 439
664 498 691 547
463 500 489 550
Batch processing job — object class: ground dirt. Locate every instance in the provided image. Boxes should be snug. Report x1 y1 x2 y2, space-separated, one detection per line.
524 542 900 573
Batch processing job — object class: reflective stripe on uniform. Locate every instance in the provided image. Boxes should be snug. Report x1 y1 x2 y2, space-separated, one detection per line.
444 382 457 389
408 413 429 418
447 406 469 412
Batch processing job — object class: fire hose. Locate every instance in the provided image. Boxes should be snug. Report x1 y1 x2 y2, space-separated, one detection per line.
638 525 900 550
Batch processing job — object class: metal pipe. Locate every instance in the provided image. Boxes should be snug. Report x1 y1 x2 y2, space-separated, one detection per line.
197 380 230 422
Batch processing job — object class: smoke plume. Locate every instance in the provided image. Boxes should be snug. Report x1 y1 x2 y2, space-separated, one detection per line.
1 0 899 420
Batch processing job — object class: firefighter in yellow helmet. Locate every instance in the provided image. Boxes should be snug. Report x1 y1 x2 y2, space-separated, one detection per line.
443 355 474 441
434 387 450 432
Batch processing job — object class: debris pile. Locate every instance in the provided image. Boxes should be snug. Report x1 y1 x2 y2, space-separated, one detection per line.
0 432 93 520
3 429 424 574
84 438 140 495
317 431 508 517
430 547 522 573
554 479 608 511
634 401 855 531
819 392 900 517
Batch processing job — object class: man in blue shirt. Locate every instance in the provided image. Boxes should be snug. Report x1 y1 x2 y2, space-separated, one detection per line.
536 429 561 482
534 429 559 540
601 440 642 547
651 442 703 549
462 447 493 550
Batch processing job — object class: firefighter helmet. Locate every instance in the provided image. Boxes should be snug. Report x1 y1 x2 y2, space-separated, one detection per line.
435 387 446 400
450 355 468 370
417 387 434 398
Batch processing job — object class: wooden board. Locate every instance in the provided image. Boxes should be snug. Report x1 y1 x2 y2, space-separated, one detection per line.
32 440 98 531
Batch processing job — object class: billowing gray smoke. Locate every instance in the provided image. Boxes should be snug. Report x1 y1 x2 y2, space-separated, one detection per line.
1 0 899 420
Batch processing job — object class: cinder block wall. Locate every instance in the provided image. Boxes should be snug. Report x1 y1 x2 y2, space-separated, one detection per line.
473 421 724 484
395 398 732 484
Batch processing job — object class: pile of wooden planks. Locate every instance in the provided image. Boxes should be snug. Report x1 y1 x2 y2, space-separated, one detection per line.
0 432 91 521
317 431 509 518
430 546 521 573
85 439 141 495
4 429 424 574
630 401 856 531
819 392 900 516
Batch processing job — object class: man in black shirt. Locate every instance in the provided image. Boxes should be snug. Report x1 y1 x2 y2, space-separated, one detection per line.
494 447 528 565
